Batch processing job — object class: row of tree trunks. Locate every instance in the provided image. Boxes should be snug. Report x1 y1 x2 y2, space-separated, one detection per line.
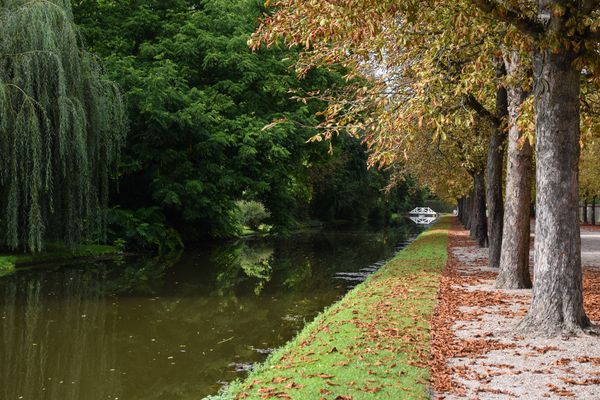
457 174 489 249
496 52 533 290
460 194 473 231
458 8 591 336
485 58 508 270
582 199 597 225
458 197 467 226
471 172 489 247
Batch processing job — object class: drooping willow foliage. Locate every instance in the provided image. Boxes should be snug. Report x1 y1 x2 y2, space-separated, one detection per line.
0 0 126 252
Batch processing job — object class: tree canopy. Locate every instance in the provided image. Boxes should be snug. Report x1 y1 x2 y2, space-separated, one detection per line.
71 0 425 244
250 0 600 335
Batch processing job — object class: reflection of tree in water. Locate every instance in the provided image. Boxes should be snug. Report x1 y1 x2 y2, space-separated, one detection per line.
239 244 274 295
210 227 417 297
0 270 121 400
282 259 312 289
103 257 171 294
213 242 275 295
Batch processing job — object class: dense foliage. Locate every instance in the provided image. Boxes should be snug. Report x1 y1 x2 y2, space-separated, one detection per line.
73 0 424 243
0 0 126 252
234 200 271 231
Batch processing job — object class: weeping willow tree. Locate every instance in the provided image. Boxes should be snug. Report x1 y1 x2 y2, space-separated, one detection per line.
0 0 126 252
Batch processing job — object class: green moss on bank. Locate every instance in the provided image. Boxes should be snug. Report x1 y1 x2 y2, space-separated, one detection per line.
211 216 451 400
0 244 120 277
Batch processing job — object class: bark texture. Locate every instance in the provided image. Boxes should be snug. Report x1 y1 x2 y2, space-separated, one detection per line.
485 59 508 269
593 197 597 225
496 52 532 289
471 173 489 248
458 197 466 226
522 46 590 334
465 194 473 230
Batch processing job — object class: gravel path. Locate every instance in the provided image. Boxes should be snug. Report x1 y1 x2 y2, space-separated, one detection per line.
430 220 600 399
581 227 600 268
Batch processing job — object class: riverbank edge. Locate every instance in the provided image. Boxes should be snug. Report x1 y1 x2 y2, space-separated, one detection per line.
0 244 121 277
209 215 451 400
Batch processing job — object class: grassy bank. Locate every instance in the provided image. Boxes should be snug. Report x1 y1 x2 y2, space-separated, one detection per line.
0 244 119 277
211 216 451 400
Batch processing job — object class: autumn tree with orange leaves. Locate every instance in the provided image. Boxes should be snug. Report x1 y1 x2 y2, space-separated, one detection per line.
252 0 600 335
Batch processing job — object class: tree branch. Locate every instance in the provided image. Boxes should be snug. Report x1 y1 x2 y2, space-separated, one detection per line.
471 0 544 39
585 28 600 41
464 94 501 126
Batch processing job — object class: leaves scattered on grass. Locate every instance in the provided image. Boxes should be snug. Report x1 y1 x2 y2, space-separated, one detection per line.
219 218 452 399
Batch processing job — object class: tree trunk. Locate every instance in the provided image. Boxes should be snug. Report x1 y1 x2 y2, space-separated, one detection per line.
496 52 532 289
485 58 508 269
465 194 473 230
583 201 589 224
470 172 488 247
470 189 477 237
593 197 596 226
521 45 590 334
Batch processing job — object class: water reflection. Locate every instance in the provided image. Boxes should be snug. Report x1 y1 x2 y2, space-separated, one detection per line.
1 270 121 400
0 224 419 399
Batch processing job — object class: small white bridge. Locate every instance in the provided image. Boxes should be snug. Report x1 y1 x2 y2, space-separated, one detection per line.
408 207 438 225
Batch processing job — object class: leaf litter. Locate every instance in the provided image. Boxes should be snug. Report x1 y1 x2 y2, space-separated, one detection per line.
430 219 600 399
220 218 452 399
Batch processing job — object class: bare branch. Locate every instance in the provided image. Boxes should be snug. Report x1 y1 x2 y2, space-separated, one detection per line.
464 94 500 126
585 29 600 41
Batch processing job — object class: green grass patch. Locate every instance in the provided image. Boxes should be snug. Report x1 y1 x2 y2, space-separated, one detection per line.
211 216 451 400
0 243 120 277
0 256 17 277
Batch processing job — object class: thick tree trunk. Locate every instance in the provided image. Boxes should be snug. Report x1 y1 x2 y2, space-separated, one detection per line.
485 59 508 269
583 201 589 224
593 197 596 226
470 172 489 248
496 52 532 289
521 46 590 334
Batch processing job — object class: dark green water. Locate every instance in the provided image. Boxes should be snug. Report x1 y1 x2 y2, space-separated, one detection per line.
0 224 420 400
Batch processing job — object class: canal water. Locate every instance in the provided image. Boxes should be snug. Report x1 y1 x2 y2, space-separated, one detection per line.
0 223 421 400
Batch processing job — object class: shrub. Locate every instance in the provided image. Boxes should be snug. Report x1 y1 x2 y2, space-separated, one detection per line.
107 207 183 260
235 200 271 230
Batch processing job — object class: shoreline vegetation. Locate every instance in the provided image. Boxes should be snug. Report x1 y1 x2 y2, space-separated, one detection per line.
0 244 120 277
210 216 451 400
0 215 418 279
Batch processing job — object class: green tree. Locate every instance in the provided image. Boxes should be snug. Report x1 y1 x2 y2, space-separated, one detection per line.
74 0 344 239
0 0 126 252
